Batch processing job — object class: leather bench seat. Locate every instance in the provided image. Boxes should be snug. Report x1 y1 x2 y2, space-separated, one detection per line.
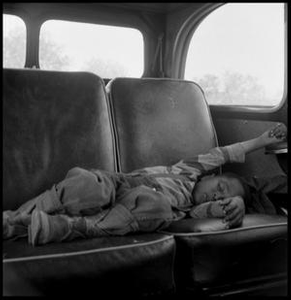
3 69 177 297
163 214 287 295
107 77 288 296
3 234 176 296
3 71 288 296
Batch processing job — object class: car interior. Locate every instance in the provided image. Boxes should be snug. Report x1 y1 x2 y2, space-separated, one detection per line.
3 2 288 297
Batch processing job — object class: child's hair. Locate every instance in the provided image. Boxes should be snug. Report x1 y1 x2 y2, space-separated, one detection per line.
220 172 252 204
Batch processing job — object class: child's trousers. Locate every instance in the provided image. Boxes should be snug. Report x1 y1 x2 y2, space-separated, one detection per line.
4 167 174 242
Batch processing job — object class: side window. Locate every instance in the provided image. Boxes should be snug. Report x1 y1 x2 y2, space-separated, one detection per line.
3 14 26 68
184 3 285 107
39 20 144 77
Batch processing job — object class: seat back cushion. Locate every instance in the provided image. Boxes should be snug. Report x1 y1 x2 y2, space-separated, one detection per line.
3 69 116 210
107 78 217 172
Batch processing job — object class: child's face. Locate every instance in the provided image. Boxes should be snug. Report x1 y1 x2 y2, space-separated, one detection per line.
193 174 245 205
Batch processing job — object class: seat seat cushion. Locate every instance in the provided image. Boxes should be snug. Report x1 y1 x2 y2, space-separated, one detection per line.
162 214 287 295
3 234 176 296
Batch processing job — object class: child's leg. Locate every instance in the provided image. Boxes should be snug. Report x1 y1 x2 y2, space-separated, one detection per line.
3 187 60 240
28 209 109 245
28 185 174 246
3 167 117 240
55 167 117 216
3 211 30 240
115 184 174 233
83 184 173 236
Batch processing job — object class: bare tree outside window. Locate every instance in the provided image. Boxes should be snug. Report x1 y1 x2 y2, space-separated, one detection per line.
39 33 70 70
193 71 266 106
81 57 129 78
4 15 143 78
39 20 143 78
3 15 69 70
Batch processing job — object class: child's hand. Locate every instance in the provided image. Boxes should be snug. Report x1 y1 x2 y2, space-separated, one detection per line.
261 123 287 144
219 196 245 229
189 201 225 219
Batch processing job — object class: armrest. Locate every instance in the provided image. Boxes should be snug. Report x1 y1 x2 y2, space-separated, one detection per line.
265 141 288 154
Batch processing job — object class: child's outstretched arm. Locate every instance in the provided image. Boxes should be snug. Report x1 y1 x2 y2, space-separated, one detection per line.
174 123 287 177
240 123 287 154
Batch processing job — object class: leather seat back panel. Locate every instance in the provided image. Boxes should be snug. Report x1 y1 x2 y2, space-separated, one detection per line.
3 69 116 210
107 78 217 172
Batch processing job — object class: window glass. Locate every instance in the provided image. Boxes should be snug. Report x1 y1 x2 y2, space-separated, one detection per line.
3 14 26 68
39 20 144 77
185 3 285 106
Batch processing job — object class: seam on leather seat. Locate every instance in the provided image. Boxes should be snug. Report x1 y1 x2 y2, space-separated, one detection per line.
102 80 118 172
3 235 174 263
161 222 287 237
106 80 122 172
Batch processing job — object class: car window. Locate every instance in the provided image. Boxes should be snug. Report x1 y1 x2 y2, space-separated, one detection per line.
3 14 26 68
185 3 285 107
39 19 144 77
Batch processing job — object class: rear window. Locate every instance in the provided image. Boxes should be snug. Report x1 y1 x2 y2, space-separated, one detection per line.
39 20 144 77
184 3 285 107
3 14 26 68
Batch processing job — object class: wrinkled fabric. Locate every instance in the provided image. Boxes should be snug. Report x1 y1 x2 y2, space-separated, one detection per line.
55 167 118 216
242 175 287 215
128 142 246 216
27 184 174 245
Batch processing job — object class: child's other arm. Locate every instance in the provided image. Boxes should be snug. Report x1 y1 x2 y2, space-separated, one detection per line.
240 123 287 155
190 196 245 229
189 201 226 219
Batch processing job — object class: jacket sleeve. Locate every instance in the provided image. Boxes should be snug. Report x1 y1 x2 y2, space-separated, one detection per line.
172 142 246 178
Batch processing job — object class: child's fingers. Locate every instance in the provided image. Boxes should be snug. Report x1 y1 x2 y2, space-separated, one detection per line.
219 198 231 206
269 127 279 137
226 215 243 229
273 132 286 140
223 198 242 214
269 123 287 139
224 210 243 228
224 203 236 214
273 126 284 136
224 207 239 222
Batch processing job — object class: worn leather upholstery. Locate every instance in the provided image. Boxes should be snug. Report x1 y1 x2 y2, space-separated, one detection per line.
164 214 287 295
3 234 176 296
107 77 287 296
107 77 217 172
3 69 116 210
3 70 176 297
